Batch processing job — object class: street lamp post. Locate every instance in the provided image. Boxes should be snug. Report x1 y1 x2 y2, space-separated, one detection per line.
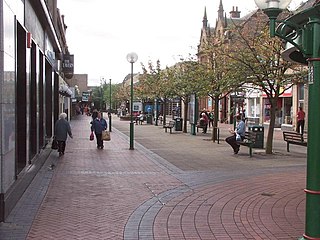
100 85 103 111
100 77 105 111
109 78 112 132
254 0 320 239
126 52 138 150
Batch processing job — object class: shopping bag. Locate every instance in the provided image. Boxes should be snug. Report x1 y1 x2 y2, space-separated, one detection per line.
51 138 58 149
101 130 111 141
90 132 94 141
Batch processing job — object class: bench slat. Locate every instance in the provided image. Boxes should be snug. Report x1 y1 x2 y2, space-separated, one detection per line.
163 121 175 133
283 131 307 152
237 131 257 157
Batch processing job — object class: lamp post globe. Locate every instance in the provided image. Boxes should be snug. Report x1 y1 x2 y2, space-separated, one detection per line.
126 52 138 150
254 0 292 10
126 52 138 64
254 0 292 37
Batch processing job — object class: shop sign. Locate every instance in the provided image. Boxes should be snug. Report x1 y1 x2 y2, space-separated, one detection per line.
82 92 90 102
63 54 74 79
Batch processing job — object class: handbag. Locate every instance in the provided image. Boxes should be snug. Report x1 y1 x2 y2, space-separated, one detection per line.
101 130 111 141
51 138 58 149
90 132 94 141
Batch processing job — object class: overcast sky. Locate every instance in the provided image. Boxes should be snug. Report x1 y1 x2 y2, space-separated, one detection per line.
57 0 306 86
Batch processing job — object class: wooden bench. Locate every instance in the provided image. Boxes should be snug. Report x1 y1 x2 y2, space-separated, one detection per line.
237 131 257 157
283 131 307 152
163 121 175 134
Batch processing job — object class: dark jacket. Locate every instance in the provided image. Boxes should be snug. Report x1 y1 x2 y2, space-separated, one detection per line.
55 119 72 141
91 110 98 120
91 118 107 134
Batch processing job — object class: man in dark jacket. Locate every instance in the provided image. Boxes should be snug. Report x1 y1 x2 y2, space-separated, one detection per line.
54 113 73 156
91 112 107 149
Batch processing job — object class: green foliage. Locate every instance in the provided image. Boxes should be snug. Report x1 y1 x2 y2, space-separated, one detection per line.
113 83 130 104
101 82 121 109
167 59 210 100
138 59 180 101
200 42 244 99
220 16 306 101
137 60 163 100
217 12 307 154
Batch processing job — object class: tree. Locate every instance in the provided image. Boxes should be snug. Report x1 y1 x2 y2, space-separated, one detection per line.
200 42 246 142
220 10 306 154
112 82 130 112
91 86 104 110
167 57 210 132
105 83 122 111
139 60 176 125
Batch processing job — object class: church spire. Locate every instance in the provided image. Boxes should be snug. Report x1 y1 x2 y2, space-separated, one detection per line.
218 0 224 20
202 7 208 28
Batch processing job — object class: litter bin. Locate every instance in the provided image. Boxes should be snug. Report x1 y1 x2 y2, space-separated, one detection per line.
174 117 183 131
248 125 264 148
146 114 153 124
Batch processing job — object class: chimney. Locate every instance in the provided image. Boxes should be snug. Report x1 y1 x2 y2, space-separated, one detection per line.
230 6 241 18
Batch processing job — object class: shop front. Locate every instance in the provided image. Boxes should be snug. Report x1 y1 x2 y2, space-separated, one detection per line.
262 87 292 128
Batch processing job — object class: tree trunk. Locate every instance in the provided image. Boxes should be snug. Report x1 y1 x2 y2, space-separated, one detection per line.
163 98 167 126
183 100 188 133
265 98 277 154
212 96 219 142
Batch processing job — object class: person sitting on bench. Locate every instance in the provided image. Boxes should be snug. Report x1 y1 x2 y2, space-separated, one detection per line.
200 112 209 133
137 112 145 124
225 115 245 154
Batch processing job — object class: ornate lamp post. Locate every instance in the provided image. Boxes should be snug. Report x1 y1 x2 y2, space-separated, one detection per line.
126 52 138 150
254 0 320 239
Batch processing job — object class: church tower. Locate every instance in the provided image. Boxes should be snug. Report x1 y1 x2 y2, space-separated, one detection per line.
203 7 208 28
218 0 224 20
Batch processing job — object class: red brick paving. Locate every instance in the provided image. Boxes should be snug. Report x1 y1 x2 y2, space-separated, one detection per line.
14 115 306 239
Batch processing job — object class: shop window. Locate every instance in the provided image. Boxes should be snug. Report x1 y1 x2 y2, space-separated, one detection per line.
284 97 292 124
298 84 305 108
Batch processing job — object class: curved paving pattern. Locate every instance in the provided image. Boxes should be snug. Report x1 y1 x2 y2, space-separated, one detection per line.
125 173 305 240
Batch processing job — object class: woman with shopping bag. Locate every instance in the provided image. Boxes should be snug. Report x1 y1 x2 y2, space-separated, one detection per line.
90 112 108 149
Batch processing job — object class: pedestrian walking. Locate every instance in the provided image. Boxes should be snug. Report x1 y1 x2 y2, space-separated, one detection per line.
91 112 108 149
296 106 305 134
91 109 98 120
54 113 73 157
225 114 245 154
208 111 214 128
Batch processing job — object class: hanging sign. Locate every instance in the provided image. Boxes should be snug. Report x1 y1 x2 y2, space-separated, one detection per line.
62 54 74 79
